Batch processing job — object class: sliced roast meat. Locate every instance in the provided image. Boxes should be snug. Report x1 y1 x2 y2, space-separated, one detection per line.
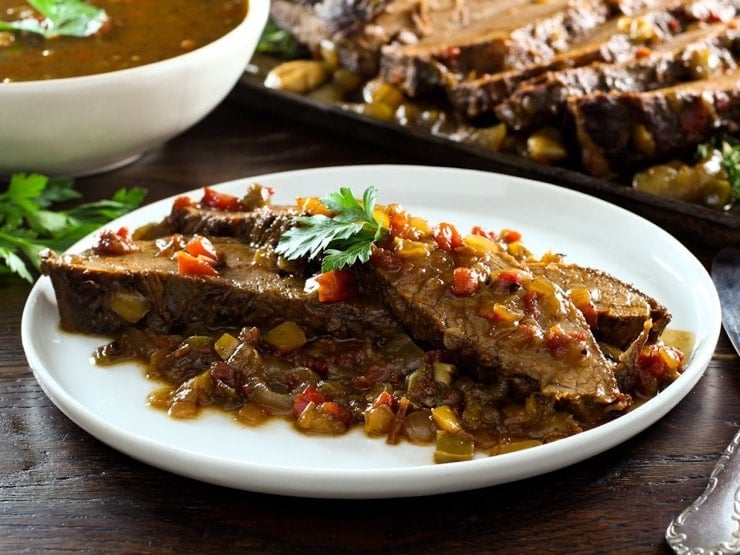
569 66 740 176
379 0 616 97
447 31 638 121
446 0 738 120
139 195 671 354
40 236 403 342
362 233 630 419
271 0 521 76
496 21 739 131
134 201 298 247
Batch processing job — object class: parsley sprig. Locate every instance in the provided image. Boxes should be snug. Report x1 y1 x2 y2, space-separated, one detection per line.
718 137 740 201
0 173 146 282
276 187 388 272
0 0 108 39
256 18 305 59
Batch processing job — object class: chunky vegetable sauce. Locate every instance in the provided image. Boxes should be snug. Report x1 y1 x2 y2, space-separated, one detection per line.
0 0 247 82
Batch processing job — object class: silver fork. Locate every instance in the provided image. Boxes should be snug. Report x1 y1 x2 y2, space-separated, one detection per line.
665 247 740 554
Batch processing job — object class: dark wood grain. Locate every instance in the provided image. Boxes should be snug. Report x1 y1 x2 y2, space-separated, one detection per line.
2 98 738 554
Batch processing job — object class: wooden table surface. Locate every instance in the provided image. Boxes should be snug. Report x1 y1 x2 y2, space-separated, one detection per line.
2 96 739 554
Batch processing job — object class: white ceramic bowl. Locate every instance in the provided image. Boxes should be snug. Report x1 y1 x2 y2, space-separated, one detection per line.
0 0 270 177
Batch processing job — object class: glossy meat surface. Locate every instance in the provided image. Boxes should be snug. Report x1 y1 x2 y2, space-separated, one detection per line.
364 234 630 418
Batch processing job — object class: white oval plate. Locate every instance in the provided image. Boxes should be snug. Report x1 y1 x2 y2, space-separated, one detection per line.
21 165 720 498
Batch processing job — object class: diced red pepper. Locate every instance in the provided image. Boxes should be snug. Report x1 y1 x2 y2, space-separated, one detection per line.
201 187 244 212
184 235 219 262
634 46 653 59
499 228 522 243
293 385 326 418
637 344 684 380
544 326 589 361
315 269 356 303
372 390 395 409
319 401 344 420
451 266 479 297
386 205 411 239
493 269 526 289
176 250 219 276
172 195 195 209
93 227 138 256
433 222 464 252
523 290 540 319
471 225 497 240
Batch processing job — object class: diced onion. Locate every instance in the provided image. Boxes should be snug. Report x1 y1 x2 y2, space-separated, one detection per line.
107 289 149 323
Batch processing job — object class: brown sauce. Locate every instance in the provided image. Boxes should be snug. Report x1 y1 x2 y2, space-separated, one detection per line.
662 329 695 358
0 0 247 82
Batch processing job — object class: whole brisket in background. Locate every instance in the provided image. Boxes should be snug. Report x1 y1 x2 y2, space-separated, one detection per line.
495 21 739 131
269 0 740 177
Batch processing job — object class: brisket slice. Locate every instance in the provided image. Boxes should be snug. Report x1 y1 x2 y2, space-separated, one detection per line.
570 66 740 176
362 238 630 419
134 202 299 247
269 0 392 75
379 0 616 97
40 237 402 342
270 0 522 76
446 0 738 120
447 31 637 121
145 197 669 352
496 21 740 131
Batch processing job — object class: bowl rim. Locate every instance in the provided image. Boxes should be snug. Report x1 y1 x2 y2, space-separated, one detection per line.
0 0 269 88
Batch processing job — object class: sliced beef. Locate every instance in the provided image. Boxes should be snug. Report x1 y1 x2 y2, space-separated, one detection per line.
528 261 670 350
270 0 391 75
271 0 518 76
40 236 403 342
447 31 638 121
569 66 740 176
446 0 738 120
134 202 298 247
496 21 739 131
379 0 616 97
363 235 630 419
143 195 671 355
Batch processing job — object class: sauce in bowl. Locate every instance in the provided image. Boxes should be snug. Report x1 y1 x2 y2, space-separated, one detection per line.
0 0 247 82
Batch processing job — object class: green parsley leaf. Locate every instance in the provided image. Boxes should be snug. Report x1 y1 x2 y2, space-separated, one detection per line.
718 137 740 200
0 0 108 39
0 173 146 282
275 186 388 272
256 18 305 59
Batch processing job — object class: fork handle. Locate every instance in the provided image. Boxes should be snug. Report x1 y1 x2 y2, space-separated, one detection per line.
665 429 740 553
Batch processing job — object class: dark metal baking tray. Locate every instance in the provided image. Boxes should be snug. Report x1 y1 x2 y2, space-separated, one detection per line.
231 70 740 247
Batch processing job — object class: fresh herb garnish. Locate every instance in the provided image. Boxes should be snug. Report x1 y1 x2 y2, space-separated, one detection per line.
276 186 388 272
0 0 108 39
697 135 740 203
718 137 740 201
0 173 146 282
256 18 305 59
